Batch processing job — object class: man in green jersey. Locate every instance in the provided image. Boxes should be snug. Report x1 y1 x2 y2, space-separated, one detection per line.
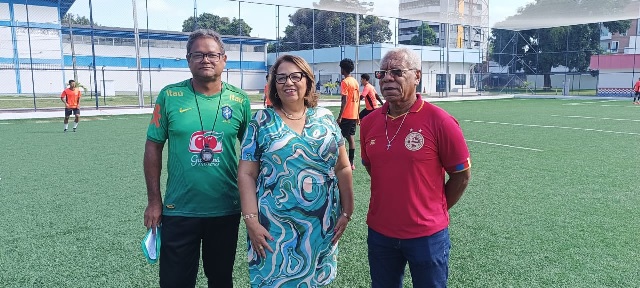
143 29 251 288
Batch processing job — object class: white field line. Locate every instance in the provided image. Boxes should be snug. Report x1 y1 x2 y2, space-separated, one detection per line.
467 140 543 152
463 120 640 136
550 115 640 122
0 122 10 125
561 102 634 107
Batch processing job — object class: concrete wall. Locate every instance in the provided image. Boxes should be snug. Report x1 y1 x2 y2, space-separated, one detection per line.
526 74 598 90
597 69 640 88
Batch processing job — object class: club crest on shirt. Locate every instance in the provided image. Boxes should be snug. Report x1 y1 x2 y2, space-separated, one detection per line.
405 129 424 151
221 105 233 121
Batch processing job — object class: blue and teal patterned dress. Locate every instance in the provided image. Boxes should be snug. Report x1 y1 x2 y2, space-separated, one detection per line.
240 107 345 288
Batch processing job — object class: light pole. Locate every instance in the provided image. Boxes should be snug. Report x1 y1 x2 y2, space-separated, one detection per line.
133 0 143 107
355 2 374 77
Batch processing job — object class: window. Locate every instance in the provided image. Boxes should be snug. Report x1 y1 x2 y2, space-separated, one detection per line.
608 41 619 52
455 74 466 85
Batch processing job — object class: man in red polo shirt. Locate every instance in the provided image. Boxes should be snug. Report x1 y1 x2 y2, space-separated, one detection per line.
60 79 81 132
360 47 471 288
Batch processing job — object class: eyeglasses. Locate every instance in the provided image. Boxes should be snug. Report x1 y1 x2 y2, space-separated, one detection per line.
187 52 224 63
275 72 306 84
374 69 414 79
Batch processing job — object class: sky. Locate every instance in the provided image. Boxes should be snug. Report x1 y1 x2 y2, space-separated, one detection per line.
67 0 535 40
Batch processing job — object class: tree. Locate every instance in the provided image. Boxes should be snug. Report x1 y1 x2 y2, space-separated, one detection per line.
491 0 631 88
273 1 392 53
182 13 252 36
409 23 437 46
62 13 99 26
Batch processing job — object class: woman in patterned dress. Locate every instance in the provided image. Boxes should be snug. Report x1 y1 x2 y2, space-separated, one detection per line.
238 54 355 288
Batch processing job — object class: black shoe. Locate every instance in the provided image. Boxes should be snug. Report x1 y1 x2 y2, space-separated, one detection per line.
64 129 67 133
73 128 76 132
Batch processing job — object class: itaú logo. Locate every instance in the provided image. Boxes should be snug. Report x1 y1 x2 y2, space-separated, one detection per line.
189 130 224 153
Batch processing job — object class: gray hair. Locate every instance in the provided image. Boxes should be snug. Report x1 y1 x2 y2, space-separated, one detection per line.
186 29 225 54
381 48 421 71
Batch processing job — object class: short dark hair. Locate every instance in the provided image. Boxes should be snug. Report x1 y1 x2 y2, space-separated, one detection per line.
268 54 319 108
186 29 225 54
339 58 354 73
361 73 370 81
68 80 75 84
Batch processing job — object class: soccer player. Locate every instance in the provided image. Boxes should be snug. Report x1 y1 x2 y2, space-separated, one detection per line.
360 48 471 287
143 29 251 288
60 79 81 132
336 58 360 170
359 73 383 119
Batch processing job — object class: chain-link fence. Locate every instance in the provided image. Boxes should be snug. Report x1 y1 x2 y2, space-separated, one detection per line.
0 0 636 111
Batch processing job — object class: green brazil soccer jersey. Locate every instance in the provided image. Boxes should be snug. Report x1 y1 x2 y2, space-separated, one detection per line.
147 79 251 217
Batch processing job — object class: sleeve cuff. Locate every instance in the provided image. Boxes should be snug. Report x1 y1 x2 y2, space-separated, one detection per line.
446 157 471 173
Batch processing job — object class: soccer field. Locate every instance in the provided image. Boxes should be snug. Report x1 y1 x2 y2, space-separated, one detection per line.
1 98 639 287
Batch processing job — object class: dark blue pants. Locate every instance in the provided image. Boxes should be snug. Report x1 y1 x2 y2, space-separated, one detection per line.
159 214 240 288
368 227 451 288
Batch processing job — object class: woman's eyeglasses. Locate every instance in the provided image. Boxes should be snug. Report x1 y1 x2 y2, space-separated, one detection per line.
374 69 414 79
275 72 306 84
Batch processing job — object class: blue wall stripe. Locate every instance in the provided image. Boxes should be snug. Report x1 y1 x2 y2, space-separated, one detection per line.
0 21 61 29
13 21 61 29
0 56 266 70
0 0 58 7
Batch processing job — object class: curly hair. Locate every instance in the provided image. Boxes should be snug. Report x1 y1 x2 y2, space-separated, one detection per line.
268 54 319 108
339 58 354 73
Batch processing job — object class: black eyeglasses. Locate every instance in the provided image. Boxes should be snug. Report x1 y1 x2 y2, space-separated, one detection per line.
275 72 306 84
187 52 224 63
374 69 414 79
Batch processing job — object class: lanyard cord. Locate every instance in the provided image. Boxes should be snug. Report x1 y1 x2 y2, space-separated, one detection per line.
192 81 222 147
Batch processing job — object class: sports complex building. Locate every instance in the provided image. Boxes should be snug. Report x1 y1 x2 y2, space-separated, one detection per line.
0 0 484 99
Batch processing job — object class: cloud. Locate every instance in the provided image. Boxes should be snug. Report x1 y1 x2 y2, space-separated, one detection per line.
144 0 172 13
489 0 534 27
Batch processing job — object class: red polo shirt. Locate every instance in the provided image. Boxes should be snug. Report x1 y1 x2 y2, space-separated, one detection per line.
360 94 471 239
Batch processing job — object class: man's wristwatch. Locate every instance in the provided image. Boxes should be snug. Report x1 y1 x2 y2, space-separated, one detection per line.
342 212 352 221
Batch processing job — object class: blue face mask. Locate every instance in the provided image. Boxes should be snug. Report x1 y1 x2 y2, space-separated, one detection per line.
141 226 161 264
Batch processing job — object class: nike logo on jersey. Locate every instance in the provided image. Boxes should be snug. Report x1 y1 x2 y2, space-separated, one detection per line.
179 108 192 113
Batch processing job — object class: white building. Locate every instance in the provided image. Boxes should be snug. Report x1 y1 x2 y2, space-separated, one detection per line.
0 0 270 95
269 43 483 95
398 0 489 50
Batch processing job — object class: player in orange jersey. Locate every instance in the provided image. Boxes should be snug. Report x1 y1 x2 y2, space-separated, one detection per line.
60 79 81 132
359 73 384 119
337 58 360 170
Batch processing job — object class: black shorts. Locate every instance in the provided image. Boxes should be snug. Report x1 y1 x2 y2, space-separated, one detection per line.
65 108 80 117
359 109 374 120
635 91 640 97
339 119 357 137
